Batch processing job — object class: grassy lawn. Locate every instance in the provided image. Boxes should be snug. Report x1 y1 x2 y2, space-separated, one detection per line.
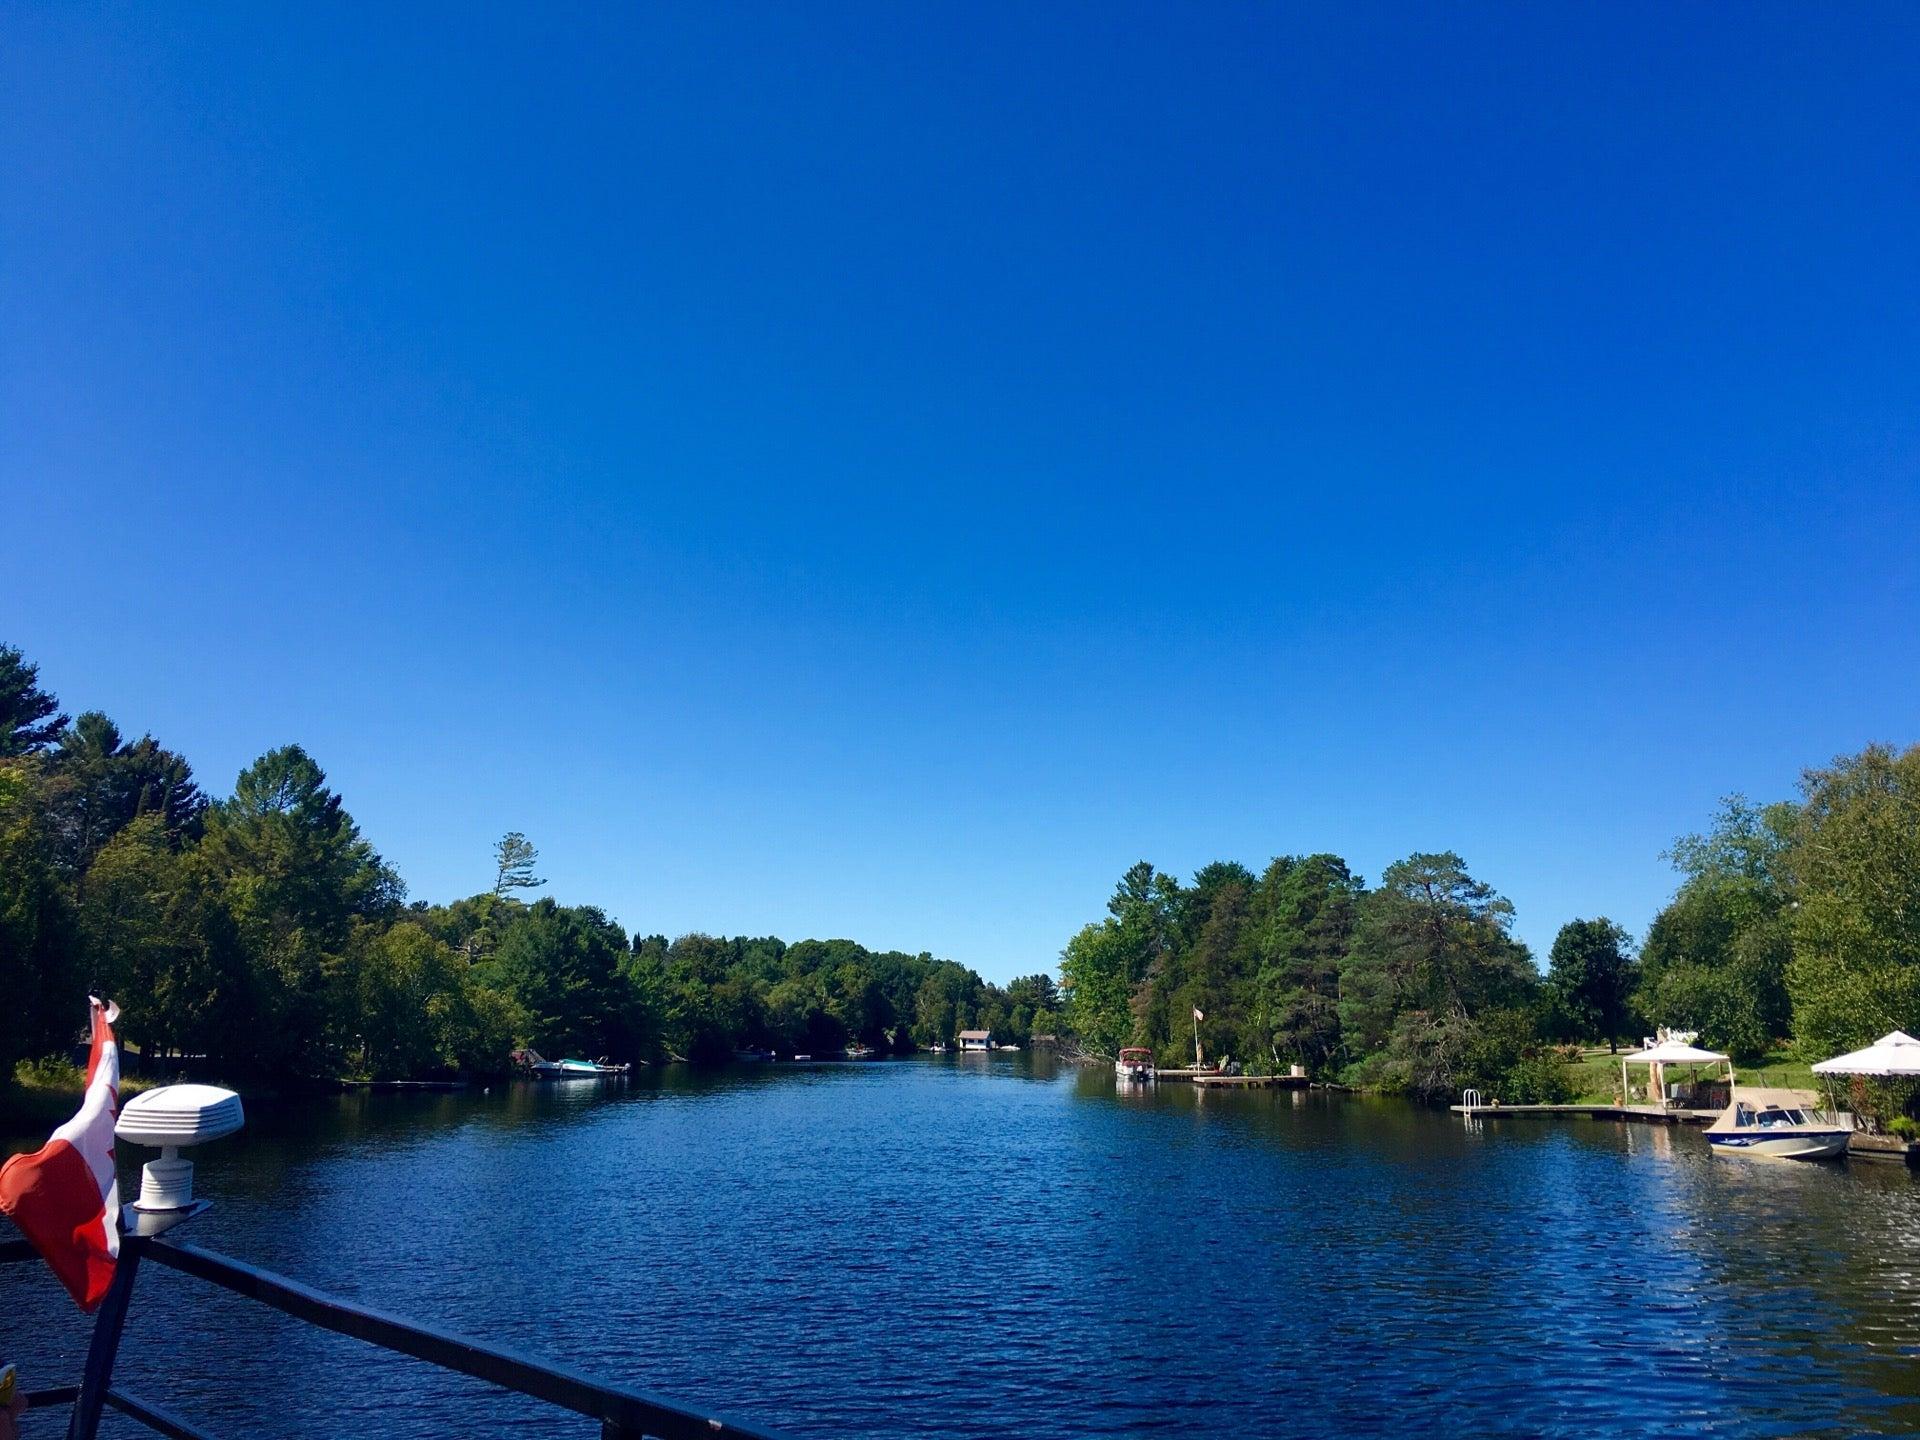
2 1058 159 1138
1564 1046 1818 1105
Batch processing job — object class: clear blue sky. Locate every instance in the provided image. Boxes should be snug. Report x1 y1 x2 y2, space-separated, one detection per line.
6 5 1918 980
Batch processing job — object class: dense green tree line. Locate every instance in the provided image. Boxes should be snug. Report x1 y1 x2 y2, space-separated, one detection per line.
1060 850 1568 1101
9 639 1915 1103
1058 742 1920 1101
0 643 1039 1089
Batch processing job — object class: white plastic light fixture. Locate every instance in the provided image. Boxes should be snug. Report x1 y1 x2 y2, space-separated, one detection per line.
115 1084 245 1210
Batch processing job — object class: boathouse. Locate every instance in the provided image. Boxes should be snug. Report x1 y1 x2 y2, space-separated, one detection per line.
958 1029 993 1052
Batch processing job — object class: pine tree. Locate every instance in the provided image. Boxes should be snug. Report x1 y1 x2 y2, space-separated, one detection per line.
493 831 545 897
0 643 69 756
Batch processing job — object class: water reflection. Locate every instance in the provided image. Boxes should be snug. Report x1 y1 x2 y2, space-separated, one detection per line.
3 1058 1918 1439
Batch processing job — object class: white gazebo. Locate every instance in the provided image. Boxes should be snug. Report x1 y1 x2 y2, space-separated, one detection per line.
1619 1039 1734 1109
1812 1031 1920 1077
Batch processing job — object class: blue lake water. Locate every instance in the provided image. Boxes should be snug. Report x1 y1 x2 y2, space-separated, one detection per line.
7 1054 1920 1438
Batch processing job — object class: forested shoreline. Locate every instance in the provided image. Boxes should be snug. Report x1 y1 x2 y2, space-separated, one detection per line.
1059 746 1920 1105
0 643 1053 1095
4 639 1917 1112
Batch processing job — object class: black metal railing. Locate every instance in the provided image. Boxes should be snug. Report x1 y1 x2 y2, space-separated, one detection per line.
4 1213 791 1440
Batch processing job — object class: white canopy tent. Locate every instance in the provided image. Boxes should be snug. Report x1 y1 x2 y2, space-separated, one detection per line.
1625 1041 1732 1065
1813 1031 1920 1077
1619 1040 1733 1108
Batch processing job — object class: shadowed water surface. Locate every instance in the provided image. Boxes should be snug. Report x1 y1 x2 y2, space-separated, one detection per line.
6 1055 1920 1438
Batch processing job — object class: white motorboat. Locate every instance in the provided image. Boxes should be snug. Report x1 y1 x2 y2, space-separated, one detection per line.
1114 1047 1156 1084
552 1057 630 1077
516 1047 627 1078
1705 1088 1851 1161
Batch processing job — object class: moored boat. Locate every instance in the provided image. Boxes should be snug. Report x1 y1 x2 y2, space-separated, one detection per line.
552 1057 631 1078
1115 1047 1155 1084
1705 1088 1850 1160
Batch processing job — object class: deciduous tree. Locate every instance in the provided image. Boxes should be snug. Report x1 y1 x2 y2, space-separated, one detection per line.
1546 917 1639 1052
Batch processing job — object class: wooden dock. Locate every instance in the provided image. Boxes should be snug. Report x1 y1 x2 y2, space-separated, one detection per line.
1145 1070 1311 1088
1448 1102 1716 1126
1847 1132 1919 1164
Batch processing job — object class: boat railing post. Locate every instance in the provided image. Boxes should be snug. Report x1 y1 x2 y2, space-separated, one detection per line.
65 1240 143 1440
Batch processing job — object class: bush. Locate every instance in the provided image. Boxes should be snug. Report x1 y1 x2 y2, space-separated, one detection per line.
1501 1053 1576 1104
14 1055 84 1090
1888 1116 1918 1140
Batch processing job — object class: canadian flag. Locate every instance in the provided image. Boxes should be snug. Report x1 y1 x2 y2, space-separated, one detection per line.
0 998 122 1311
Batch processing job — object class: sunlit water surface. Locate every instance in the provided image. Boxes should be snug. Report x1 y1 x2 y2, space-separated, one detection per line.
7 1055 1920 1438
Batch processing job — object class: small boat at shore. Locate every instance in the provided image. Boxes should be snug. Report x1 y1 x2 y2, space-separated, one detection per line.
843 1043 876 1059
553 1057 630 1077
1706 1088 1850 1160
514 1048 629 1078
1115 1047 1156 1084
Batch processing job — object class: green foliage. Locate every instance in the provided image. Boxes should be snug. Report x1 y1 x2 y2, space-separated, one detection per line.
1337 853 1537 1097
1249 855 1359 1074
1060 922 1133 1056
1637 797 1795 1060
1635 756 1920 1064
492 832 544 897
12 636 1918 1103
627 934 1025 1062
0 642 1017 1086
14 1054 85 1090
1499 1052 1577 1105
189 745 403 1079
0 644 68 757
46 712 204 870
1454 1009 1575 1104
1785 745 1920 1059
490 900 637 1059
1545 917 1640 1051
0 761 78 1078
1067 849 1536 1095
348 922 493 1079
